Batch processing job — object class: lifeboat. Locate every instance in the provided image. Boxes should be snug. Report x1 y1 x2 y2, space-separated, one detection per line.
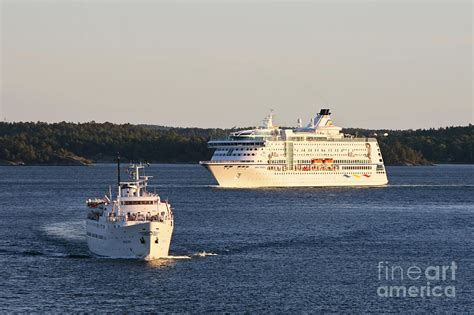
86 198 106 208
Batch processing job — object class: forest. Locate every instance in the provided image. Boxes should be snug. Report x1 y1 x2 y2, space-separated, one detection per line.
0 121 472 165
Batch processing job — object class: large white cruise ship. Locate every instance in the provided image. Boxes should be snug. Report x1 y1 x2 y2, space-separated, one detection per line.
86 162 174 260
200 109 388 188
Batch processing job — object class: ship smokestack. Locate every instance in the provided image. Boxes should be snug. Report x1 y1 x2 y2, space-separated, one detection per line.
319 109 331 116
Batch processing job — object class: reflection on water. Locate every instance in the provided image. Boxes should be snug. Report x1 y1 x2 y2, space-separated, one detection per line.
145 258 177 269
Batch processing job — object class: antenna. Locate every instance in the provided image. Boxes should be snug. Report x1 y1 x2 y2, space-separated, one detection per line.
117 153 121 186
297 118 303 128
262 109 275 129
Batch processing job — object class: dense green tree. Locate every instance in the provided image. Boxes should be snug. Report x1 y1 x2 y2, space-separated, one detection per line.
0 122 472 165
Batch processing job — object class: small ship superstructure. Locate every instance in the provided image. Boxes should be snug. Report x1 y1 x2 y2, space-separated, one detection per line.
200 109 388 187
86 161 173 260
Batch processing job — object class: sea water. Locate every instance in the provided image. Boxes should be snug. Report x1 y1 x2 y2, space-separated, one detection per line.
0 164 472 312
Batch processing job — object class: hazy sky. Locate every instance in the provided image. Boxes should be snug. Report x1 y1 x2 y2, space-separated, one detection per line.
1 0 472 129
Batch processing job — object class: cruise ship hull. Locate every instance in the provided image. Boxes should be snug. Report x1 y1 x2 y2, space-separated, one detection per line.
86 220 173 260
201 109 390 188
203 164 388 188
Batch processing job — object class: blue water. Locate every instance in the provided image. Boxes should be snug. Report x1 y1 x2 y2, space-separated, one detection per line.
0 165 472 312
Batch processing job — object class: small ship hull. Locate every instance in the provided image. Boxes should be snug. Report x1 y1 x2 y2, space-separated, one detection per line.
86 220 173 260
203 163 388 188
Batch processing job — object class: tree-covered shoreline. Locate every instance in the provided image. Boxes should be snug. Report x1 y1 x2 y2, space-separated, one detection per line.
0 122 472 166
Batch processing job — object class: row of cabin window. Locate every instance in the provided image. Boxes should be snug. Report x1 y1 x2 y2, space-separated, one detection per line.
274 172 371 175
214 153 256 157
290 142 370 146
219 142 370 150
294 153 369 157
121 201 157 205
341 166 372 170
215 148 261 152
86 232 106 239
213 142 263 146
294 160 370 164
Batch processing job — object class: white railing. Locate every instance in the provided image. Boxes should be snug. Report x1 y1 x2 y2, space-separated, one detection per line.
201 160 256 164
209 136 377 144
105 214 172 223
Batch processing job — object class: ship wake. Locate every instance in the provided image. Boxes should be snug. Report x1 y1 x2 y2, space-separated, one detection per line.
164 251 218 260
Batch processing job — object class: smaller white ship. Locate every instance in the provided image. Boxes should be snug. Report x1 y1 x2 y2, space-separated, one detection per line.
86 159 174 260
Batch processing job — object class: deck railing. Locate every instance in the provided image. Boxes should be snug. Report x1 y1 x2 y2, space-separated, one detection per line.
208 136 377 144
105 214 172 223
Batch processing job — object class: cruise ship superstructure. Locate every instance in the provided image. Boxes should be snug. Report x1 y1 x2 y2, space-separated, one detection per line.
86 162 174 260
200 109 388 188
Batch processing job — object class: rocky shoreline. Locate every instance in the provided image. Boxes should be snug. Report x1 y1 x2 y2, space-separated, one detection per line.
1 153 93 166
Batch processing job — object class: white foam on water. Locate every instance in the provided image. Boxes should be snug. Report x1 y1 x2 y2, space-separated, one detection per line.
41 220 86 241
164 252 218 259
192 251 218 257
164 255 192 260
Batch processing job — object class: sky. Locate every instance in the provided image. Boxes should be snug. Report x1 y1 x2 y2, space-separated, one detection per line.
1 0 472 129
